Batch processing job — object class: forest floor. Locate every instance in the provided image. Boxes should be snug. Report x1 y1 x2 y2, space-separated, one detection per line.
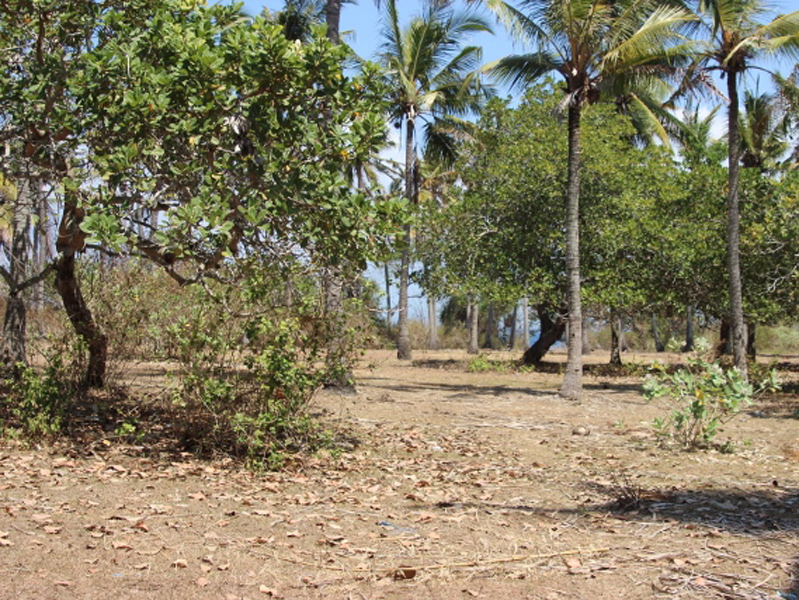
1 348 799 599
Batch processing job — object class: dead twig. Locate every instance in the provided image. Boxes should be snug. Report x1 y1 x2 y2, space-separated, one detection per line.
260 546 611 573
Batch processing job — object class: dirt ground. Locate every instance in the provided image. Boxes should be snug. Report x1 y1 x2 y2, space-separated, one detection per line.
1 348 799 599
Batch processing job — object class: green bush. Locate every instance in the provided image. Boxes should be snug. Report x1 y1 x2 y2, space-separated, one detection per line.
643 345 780 449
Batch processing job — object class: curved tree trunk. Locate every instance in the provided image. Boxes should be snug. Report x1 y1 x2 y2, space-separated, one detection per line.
396 115 416 360
726 72 748 379
560 103 583 399
522 305 566 365
55 200 107 388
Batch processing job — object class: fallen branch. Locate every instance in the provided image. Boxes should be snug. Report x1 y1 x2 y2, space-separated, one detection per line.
261 546 611 573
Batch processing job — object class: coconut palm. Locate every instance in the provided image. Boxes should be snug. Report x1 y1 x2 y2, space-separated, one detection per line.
378 0 492 360
740 89 791 172
687 0 799 379
484 0 694 398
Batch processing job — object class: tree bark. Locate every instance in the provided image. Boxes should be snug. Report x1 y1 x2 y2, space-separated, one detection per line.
55 200 107 388
560 103 583 399
582 314 592 355
747 322 756 359
609 308 623 365
522 305 566 365
482 302 497 349
1 178 32 371
521 297 529 350
325 0 342 44
651 313 665 352
507 304 518 350
384 261 392 337
323 268 353 389
467 301 479 355
714 317 731 360
427 295 439 350
683 305 695 352
396 115 416 360
726 72 748 379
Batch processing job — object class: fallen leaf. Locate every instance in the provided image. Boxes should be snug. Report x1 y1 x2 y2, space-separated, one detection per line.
43 526 62 535
392 566 416 580
196 577 210 588
565 557 582 569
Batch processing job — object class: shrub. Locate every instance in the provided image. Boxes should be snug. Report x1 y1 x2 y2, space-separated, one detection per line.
643 343 780 449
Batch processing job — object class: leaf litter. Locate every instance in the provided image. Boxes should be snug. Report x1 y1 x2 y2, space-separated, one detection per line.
0 349 798 599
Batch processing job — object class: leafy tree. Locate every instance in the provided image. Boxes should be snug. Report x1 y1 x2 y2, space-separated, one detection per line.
378 0 492 360
485 0 693 398
688 0 799 379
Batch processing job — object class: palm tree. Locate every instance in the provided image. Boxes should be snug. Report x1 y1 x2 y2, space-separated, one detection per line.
689 0 799 379
740 89 791 172
378 0 492 360
485 0 693 398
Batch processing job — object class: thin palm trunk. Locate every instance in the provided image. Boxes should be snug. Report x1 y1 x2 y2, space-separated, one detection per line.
683 304 695 352
384 261 392 336
560 103 583 399
521 297 529 349
726 73 748 379
397 115 415 360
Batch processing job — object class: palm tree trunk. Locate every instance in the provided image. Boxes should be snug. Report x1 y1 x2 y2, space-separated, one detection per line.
582 315 592 355
726 72 748 379
560 103 583 399
507 304 518 350
325 0 342 44
397 115 415 360
384 261 392 336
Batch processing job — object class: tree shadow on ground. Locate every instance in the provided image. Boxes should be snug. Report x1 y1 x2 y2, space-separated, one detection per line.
433 482 799 597
357 375 552 399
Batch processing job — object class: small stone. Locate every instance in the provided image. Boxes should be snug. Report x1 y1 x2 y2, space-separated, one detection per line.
572 426 589 436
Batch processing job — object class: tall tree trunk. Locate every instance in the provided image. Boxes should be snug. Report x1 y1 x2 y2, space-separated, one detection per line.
483 302 497 349
521 297 529 350
714 317 731 360
508 304 518 350
396 115 416 360
325 0 342 44
55 200 107 388
683 305 695 352
427 295 439 350
1 178 33 371
522 305 566 365
726 72 748 380
609 307 622 365
384 261 392 337
747 322 756 359
582 314 591 355
467 301 479 355
560 103 583 399
651 313 665 352
323 268 353 389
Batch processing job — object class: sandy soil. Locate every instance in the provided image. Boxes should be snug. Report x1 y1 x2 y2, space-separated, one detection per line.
1 349 798 599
